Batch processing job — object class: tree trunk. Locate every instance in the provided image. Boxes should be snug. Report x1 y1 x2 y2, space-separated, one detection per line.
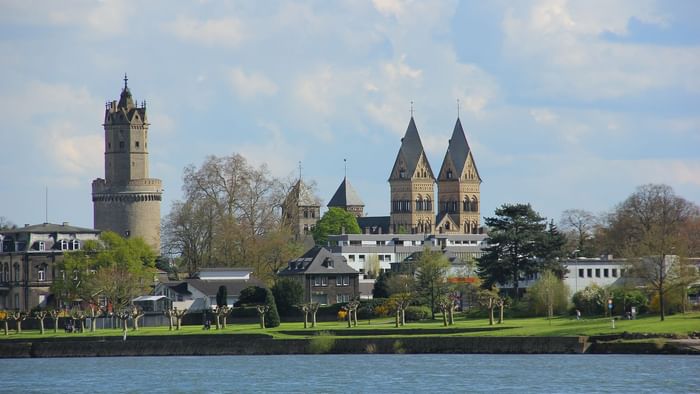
448 306 455 325
16 320 22 333
259 314 265 329
3 321 7 335
430 287 435 320
442 309 448 326
488 300 494 326
215 315 221 330
176 317 182 330
39 319 45 334
395 309 400 328
122 319 128 334
499 303 504 324
347 310 352 328
659 285 665 321
53 318 58 333
312 312 317 328
303 312 308 329
401 308 406 326
353 310 358 327
221 313 227 329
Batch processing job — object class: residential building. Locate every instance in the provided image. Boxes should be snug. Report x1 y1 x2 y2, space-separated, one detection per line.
154 267 263 311
92 75 162 253
278 246 360 304
0 223 100 311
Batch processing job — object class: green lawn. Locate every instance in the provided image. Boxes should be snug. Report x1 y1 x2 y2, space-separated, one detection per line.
1 312 698 340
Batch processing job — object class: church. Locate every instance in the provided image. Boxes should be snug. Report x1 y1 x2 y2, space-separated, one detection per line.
284 115 483 237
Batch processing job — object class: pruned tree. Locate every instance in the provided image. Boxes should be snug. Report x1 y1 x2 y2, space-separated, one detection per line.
130 306 145 331
605 184 700 321
256 304 270 329
164 308 175 331
0 311 9 335
309 302 320 328
389 292 413 327
34 310 49 334
478 287 501 326
437 295 452 327
343 300 360 328
297 303 311 328
172 307 187 330
114 309 131 334
71 308 87 332
214 305 230 329
11 311 27 333
49 309 60 333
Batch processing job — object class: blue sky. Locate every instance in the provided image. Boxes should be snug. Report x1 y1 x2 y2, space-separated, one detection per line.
1 0 699 229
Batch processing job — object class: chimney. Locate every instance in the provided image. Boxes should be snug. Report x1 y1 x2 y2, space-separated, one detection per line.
62 222 69 226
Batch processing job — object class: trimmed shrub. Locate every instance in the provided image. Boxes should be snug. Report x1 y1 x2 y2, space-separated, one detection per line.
235 286 266 307
264 288 280 328
404 305 431 321
271 278 304 316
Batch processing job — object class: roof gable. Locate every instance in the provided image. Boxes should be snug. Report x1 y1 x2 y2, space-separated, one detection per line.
279 246 358 275
328 177 364 207
388 117 435 181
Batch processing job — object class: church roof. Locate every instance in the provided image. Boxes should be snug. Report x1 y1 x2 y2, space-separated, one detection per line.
328 177 364 208
441 118 481 181
286 179 321 207
389 117 434 180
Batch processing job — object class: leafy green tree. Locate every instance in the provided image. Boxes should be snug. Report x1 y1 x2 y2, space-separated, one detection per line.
414 249 450 319
372 271 391 299
263 288 280 328
271 278 304 316
312 207 361 245
527 271 570 318
235 286 266 306
477 203 561 300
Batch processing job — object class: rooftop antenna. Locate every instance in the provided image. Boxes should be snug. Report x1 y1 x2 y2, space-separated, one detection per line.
457 98 460 118
45 186 48 223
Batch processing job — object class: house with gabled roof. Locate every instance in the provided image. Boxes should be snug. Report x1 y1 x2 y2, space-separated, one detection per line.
278 246 359 305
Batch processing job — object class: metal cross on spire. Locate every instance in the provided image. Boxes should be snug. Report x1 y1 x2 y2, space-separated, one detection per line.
457 98 460 118
298 161 302 182
344 158 347 179
410 100 414 117
124 73 128 89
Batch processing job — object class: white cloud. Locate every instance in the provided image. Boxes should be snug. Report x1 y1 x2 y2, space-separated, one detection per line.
295 67 335 115
383 54 423 80
530 108 557 124
166 16 245 47
49 121 102 181
228 68 278 99
372 0 406 18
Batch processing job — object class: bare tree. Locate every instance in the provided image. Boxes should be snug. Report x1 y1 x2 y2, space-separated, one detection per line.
606 184 700 321
298 303 311 328
34 310 48 334
559 209 597 257
309 302 320 328
11 311 27 333
171 307 187 330
343 301 360 328
49 309 60 333
256 304 270 329
130 306 145 331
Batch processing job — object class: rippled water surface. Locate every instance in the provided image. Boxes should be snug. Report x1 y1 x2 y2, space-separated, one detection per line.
1 354 699 393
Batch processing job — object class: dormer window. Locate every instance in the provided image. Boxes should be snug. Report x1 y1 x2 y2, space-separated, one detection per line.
324 258 335 268
38 241 45 251
399 169 406 179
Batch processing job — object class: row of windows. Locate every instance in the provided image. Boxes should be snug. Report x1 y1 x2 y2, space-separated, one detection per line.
312 275 351 287
336 294 351 303
440 199 479 214
578 267 620 279
0 263 46 282
302 210 316 219
107 141 145 150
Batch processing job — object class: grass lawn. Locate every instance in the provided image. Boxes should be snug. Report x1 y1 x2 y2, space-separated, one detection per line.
1 312 698 341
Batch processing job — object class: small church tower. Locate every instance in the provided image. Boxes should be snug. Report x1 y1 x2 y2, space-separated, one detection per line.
436 118 482 234
92 75 162 252
388 117 436 234
281 178 321 240
327 177 364 218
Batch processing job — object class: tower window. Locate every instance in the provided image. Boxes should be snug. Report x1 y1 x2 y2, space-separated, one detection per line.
447 170 452 179
135 141 140 148
119 141 125 149
108 142 111 149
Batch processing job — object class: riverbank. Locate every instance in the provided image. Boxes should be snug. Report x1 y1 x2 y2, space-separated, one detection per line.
1 333 699 358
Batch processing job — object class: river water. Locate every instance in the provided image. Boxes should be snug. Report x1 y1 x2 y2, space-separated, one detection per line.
1 354 698 393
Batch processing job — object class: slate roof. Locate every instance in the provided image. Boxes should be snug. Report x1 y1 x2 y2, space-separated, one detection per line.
278 246 358 276
440 118 481 181
356 216 390 234
328 177 364 208
389 117 434 180
286 180 321 207
178 277 264 297
5 223 100 234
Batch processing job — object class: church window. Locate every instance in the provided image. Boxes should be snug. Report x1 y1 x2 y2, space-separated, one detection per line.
303 210 309 218
447 170 452 179
108 142 111 149
399 169 406 179
135 141 140 148
119 141 125 149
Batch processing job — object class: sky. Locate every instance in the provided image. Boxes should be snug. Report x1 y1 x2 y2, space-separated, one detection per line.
1 0 699 230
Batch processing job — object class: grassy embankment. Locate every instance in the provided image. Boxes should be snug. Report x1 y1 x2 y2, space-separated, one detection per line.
1 312 698 340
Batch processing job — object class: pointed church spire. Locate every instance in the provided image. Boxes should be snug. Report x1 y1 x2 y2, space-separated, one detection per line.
118 74 135 110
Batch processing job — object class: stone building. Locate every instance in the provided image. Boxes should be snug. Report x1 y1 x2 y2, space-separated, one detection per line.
0 223 100 311
436 118 482 234
278 246 359 305
281 179 321 240
92 75 162 253
388 117 436 234
327 177 365 217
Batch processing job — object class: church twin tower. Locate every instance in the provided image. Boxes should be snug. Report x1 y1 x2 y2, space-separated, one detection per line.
389 116 482 234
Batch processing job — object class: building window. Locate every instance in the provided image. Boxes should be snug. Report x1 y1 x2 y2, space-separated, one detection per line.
38 241 45 251
348 255 355 262
71 240 80 250
314 276 328 287
322 276 327 286
60 240 68 250
336 275 349 286
135 141 140 148
358 255 365 263
578 268 584 278
612 269 618 278
604 269 609 278
38 267 45 282
337 294 350 303
303 210 309 218
119 141 125 149
595 268 601 278
587 268 592 278
447 169 453 179
14 294 19 309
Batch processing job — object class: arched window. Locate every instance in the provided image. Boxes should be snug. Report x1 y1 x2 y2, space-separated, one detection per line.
463 197 470 212
426 197 432 211
447 169 453 179
415 195 422 211
471 196 478 212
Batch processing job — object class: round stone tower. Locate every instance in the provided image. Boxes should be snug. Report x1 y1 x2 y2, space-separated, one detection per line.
92 75 162 252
